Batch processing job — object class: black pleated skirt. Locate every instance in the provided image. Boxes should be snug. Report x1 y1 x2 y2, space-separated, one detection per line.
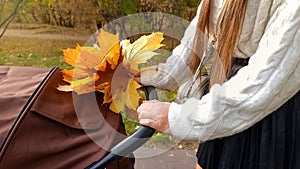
197 58 300 169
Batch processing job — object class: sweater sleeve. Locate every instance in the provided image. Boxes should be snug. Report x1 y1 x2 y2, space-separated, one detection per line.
168 1 300 141
140 3 202 91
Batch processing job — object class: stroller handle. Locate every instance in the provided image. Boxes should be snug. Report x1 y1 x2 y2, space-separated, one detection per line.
85 86 157 169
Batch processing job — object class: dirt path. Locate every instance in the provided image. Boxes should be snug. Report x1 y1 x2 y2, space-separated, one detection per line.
2 28 90 41
134 148 198 169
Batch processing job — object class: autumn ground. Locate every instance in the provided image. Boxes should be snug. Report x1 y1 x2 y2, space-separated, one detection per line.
0 23 199 168
0 23 90 68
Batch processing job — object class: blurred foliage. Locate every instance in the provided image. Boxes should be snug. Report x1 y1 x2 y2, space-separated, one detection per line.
121 0 139 14
2 0 201 50
12 0 201 30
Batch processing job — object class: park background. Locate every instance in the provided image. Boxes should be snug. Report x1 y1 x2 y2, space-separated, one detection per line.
0 0 202 152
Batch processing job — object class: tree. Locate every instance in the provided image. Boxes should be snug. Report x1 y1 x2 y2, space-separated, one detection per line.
0 0 27 38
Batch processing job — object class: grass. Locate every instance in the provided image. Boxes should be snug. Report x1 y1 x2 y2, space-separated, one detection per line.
0 36 83 68
0 52 67 68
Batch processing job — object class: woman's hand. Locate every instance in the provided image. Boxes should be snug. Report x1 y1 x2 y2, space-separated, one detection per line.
133 72 141 83
133 66 158 84
137 100 170 133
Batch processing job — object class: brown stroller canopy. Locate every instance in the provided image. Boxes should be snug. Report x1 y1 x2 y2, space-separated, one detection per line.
0 66 134 169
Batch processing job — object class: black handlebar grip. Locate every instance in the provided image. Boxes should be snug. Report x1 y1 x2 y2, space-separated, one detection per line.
85 86 157 169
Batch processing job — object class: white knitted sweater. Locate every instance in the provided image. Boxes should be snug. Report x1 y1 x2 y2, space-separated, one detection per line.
141 0 300 141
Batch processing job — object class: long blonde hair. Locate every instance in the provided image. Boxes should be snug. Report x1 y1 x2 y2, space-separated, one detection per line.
190 0 248 87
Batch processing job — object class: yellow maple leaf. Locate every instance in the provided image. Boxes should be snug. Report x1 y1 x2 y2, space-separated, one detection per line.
122 32 164 71
106 43 121 69
127 51 158 71
102 84 112 104
97 29 121 70
110 79 141 113
71 74 100 94
97 29 119 54
123 79 141 110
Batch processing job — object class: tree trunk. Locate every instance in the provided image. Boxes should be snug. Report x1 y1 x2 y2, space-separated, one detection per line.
0 0 25 38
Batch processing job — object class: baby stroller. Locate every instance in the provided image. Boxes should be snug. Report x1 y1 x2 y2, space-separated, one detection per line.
0 66 156 169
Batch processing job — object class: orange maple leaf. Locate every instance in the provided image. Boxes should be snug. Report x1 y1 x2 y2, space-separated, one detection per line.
63 45 82 66
60 29 121 95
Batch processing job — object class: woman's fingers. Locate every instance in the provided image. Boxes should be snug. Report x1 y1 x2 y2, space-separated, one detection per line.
134 77 141 83
138 110 158 120
139 118 156 128
136 101 152 112
132 72 141 83
137 100 171 132
139 119 152 124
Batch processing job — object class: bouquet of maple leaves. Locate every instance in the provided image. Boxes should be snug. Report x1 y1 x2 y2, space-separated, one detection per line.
58 29 164 113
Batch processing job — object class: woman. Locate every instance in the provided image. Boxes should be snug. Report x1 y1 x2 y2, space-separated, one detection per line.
136 0 300 168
